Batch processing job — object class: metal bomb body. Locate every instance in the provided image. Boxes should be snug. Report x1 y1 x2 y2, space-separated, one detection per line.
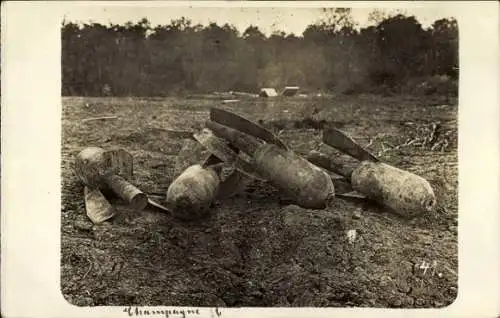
351 160 436 217
75 147 148 210
165 128 257 220
166 164 221 220
206 120 335 209
309 126 437 218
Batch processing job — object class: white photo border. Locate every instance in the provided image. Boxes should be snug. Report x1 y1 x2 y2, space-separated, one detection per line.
1 1 499 317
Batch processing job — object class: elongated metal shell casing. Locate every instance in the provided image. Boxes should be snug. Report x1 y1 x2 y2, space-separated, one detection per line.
166 164 221 220
351 161 436 217
75 147 146 210
252 144 335 209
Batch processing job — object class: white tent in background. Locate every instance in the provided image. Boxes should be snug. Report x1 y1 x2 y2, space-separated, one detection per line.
259 88 278 97
281 86 300 96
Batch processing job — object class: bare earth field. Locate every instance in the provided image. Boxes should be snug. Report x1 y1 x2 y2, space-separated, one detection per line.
61 94 458 308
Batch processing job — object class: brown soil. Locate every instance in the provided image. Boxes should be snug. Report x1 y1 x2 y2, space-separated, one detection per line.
61 94 458 308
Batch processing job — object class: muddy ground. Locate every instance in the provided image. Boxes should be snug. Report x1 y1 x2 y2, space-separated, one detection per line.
61 94 458 308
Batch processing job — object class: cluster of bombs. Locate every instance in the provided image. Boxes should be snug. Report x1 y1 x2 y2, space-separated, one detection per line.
74 108 436 224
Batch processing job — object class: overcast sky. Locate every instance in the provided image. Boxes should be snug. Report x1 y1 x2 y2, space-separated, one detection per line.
63 5 458 36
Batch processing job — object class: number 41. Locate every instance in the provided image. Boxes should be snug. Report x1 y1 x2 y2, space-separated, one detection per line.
420 260 438 276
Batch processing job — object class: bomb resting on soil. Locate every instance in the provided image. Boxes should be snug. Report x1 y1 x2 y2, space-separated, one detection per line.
165 128 254 220
206 119 335 209
350 160 436 217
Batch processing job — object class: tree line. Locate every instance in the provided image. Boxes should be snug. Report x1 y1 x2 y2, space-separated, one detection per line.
61 9 458 97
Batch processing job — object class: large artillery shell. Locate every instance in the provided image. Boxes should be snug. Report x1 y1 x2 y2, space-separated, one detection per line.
351 161 436 217
206 120 335 209
166 164 221 220
210 107 288 150
84 186 116 223
104 174 148 210
252 144 335 209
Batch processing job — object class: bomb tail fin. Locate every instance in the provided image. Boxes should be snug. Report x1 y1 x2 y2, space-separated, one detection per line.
322 128 379 162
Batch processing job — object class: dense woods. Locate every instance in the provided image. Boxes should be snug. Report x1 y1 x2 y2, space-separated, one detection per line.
61 9 458 97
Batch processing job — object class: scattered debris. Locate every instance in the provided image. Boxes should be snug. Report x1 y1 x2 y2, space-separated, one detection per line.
83 186 116 224
259 88 278 98
376 121 455 155
147 198 171 212
212 91 234 99
160 129 194 139
82 116 118 123
222 99 240 104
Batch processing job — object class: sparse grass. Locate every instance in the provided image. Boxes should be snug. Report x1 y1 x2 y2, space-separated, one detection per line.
61 95 458 308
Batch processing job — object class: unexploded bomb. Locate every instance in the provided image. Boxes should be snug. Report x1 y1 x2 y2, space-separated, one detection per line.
350 160 436 217
206 120 335 209
307 128 436 217
75 147 148 211
165 128 259 220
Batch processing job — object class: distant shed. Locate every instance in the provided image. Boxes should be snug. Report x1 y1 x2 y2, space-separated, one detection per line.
259 88 278 97
281 86 300 96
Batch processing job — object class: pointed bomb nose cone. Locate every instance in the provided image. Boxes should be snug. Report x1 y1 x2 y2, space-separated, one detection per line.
351 161 436 217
